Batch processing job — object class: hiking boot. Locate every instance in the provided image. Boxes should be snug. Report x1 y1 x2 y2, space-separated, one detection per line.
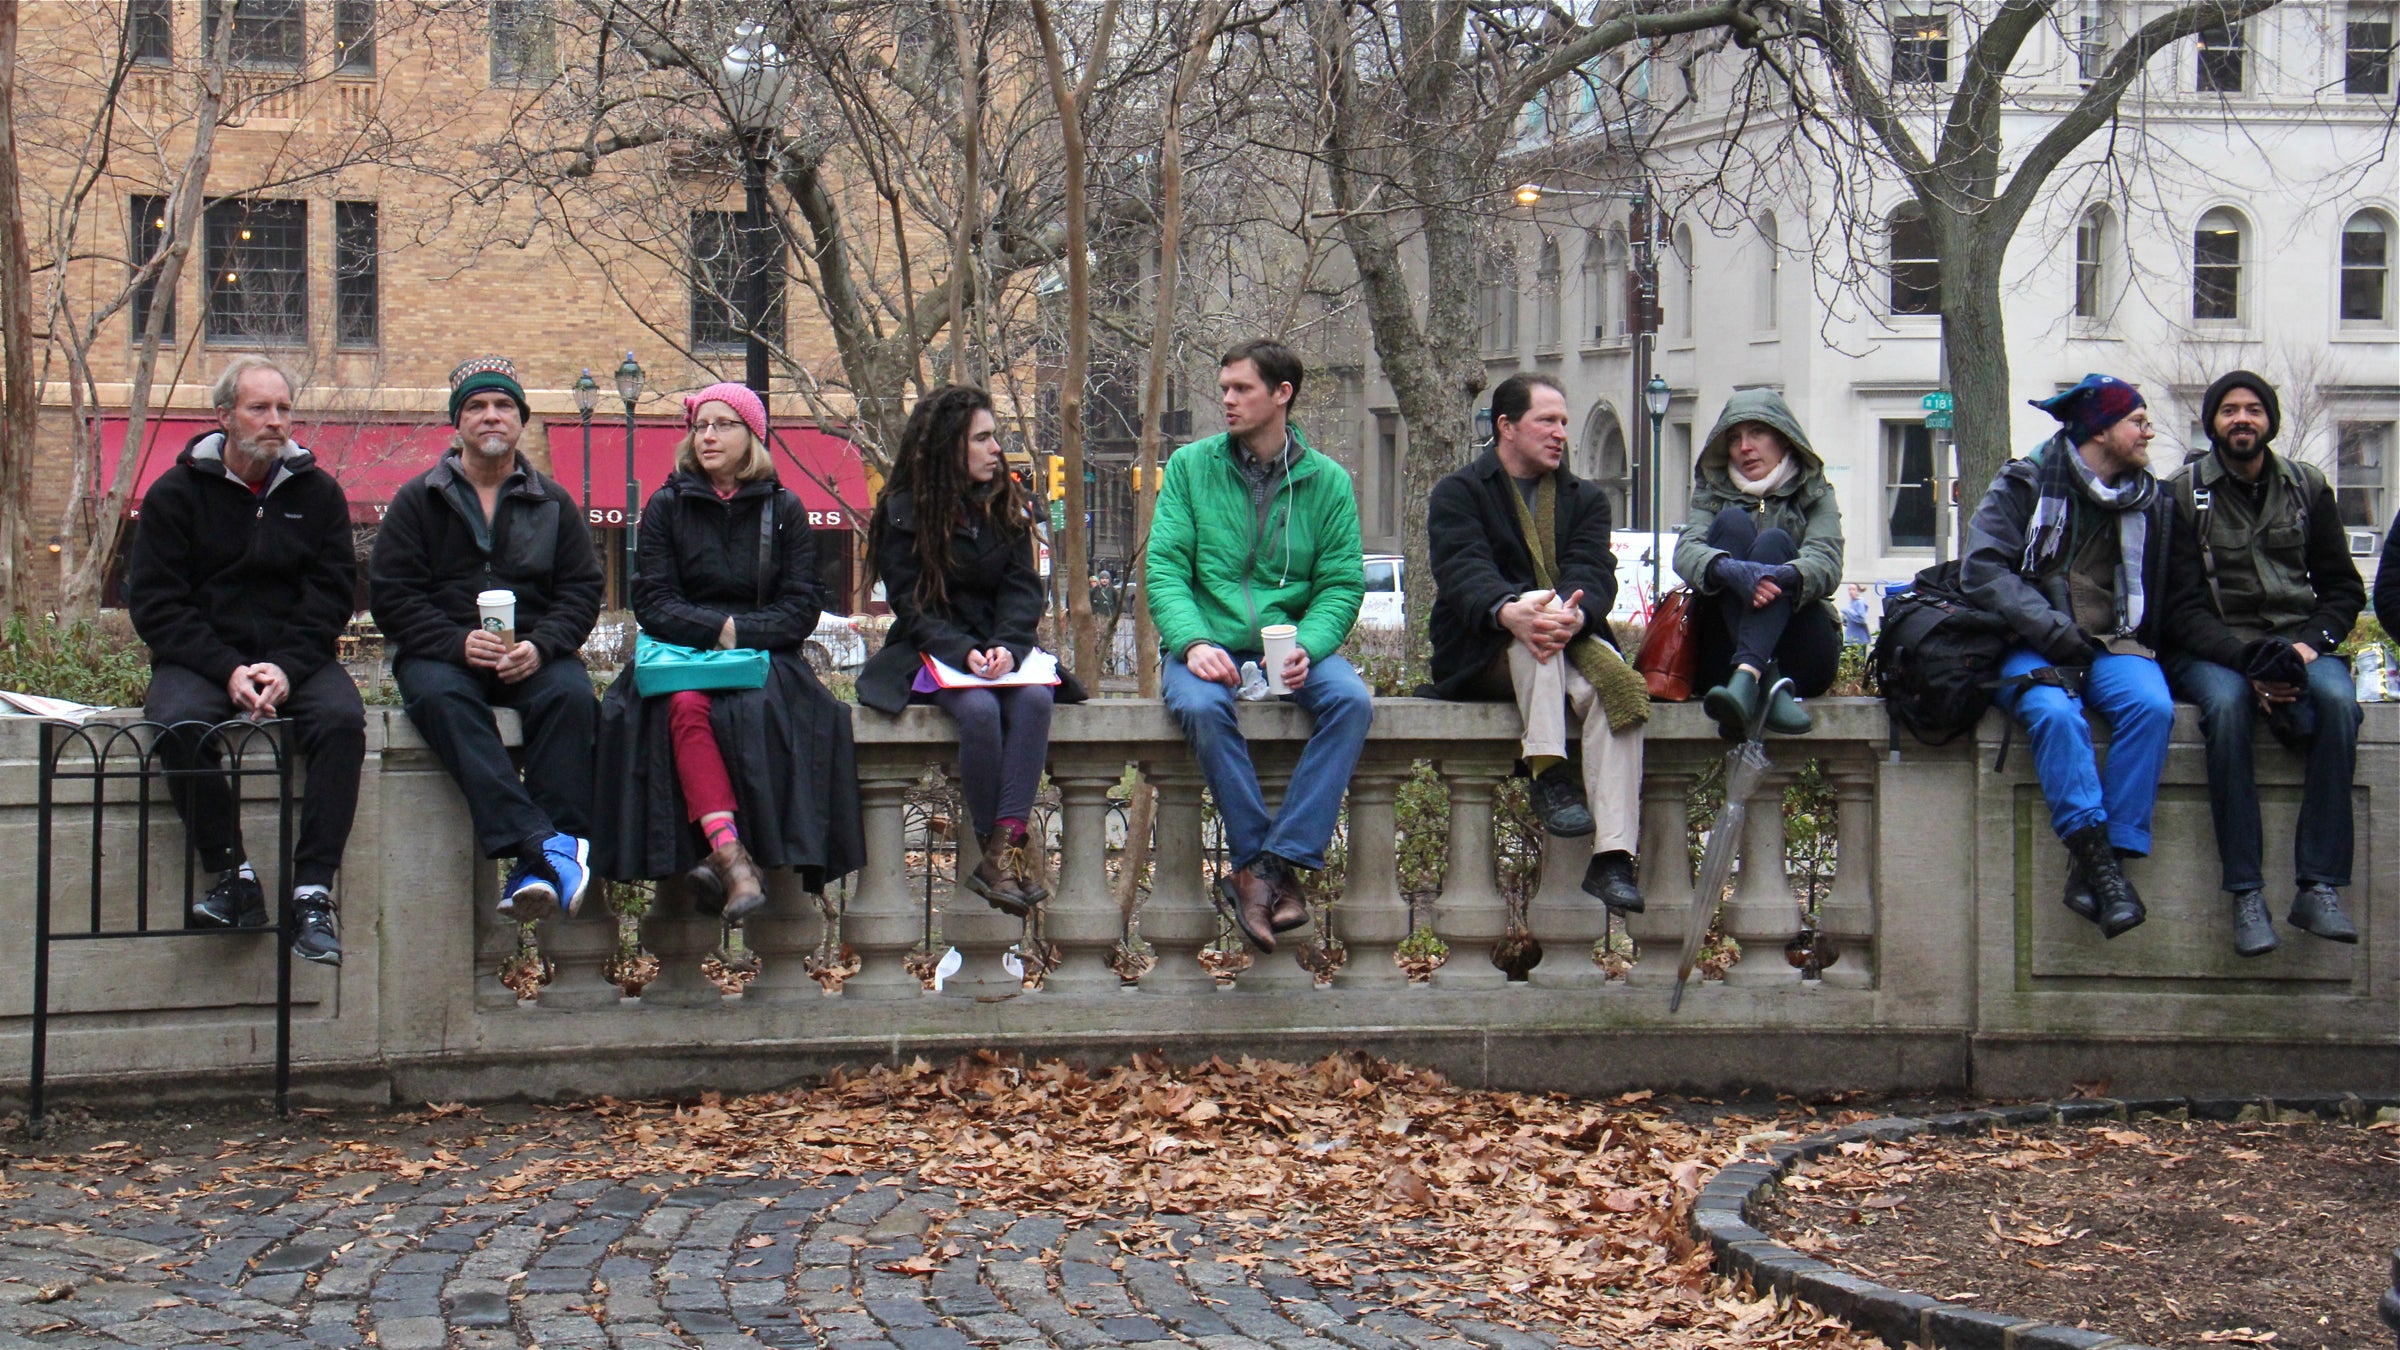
710 840 768 924
2229 888 2278 957
2289 882 2358 944
191 870 267 930
1763 675 1815 737
1006 831 1050 906
1260 855 1311 933
684 855 727 917
290 894 341 967
2061 860 2098 922
1703 668 1761 742
1581 850 1644 913
2063 824 2144 938
1526 761 1595 837
1212 864 1278 953
963 827 1033 918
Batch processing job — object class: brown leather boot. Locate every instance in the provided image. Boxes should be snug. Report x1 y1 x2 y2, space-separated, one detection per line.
1213 864 1278 953
1263 857 1310 933
964 827 1033 918
712 839 769 923
1005 830 1050 905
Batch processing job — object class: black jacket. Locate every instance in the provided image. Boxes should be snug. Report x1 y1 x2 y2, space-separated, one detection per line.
1961 442 2176 664
633 471 821 652
126 431 356 687
1424 451 1616 701
858 489 1086 713
2374 514 2400 628
369 451 603 666
2163 449 2362 668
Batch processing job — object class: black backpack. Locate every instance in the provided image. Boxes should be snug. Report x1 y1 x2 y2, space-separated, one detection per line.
1865 560 2017 750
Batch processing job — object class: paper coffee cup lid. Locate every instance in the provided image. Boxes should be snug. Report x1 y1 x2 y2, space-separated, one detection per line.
477 589 516 605
1260 623 1297 637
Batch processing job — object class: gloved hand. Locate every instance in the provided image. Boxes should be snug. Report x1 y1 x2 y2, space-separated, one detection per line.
1769 563 1802 594
1709 556 1774 596
2042 629 2100 668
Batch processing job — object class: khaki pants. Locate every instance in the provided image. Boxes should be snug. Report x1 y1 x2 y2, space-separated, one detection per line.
1508 643 1644 856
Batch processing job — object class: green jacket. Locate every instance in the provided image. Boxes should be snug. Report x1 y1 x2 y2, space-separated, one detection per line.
1672 388 1846 612
1145 427 1364 662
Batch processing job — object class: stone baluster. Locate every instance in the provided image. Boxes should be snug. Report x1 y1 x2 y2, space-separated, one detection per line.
531 902 619 1011
1814 761 1878 989
1041 763 1127 994
1429 755 1511 989
744 871 827 1000
1719 768 1802 988
943 820 1025 1000
635 872 725 1007
1527 830 1606 989
1137 762 1218 995
1236 750 1319 994
472 870 522 1009
1335 760 1410 989
1623 765 1695 987
841 764 927 998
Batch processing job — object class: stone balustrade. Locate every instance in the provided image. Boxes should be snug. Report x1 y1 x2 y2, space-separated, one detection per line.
1 695 2393 1110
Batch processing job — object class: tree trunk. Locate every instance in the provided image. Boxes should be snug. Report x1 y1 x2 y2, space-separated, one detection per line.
1942 219 2015 525
943 0 981 385
0 0 36 613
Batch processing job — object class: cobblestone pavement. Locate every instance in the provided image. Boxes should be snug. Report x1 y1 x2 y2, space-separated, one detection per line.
0 1110 1565 1350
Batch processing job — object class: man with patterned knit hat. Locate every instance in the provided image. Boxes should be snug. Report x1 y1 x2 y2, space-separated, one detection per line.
370 357 604 921
1962 373 2178 941
2163 370 2365 956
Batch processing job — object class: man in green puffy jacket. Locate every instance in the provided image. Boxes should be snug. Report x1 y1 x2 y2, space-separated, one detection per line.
1148 339 1370 956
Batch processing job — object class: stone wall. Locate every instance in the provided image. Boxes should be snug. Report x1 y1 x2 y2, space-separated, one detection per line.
1 698 2391 1109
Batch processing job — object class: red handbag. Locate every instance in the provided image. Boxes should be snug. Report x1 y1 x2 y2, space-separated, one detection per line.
1633 587 1700 701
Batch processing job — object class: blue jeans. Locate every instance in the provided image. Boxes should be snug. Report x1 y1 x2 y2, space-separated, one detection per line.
2165 651 2360 891
1161 649 1372 872
1994 646 2172 854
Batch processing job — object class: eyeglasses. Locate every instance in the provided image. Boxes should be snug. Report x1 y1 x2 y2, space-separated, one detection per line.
693 418 748 437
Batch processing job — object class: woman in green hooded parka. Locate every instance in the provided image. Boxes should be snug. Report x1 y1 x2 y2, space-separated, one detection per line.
1671 389 1846 740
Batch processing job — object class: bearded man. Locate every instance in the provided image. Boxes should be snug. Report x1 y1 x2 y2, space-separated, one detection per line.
2163 371 2365 956
370 357 603 922
127 355 365 965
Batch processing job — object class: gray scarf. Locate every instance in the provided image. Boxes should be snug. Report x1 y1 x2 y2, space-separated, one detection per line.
2022 434 2155 638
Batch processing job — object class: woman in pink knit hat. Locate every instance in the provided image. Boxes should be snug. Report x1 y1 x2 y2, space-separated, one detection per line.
593 383 863 924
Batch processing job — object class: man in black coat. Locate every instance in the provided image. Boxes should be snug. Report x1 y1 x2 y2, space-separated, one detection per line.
1426 373 1644 912
126 355 364 965
2164 371 2365 955
369 357 603 923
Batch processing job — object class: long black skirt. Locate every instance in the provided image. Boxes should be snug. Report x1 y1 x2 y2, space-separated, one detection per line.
591 650 865 890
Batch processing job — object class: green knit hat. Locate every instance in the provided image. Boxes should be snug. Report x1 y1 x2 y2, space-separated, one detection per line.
448 355 530 425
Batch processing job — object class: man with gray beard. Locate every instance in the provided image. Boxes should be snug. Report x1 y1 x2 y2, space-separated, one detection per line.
127 355 365 965
370 357 603 923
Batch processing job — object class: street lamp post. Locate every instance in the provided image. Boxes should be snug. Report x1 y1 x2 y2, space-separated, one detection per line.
573 368 598 536
1645 374 1672 603
723 22 795 398
615 352 644 602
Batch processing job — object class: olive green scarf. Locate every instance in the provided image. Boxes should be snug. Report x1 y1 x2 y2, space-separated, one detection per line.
1508 474 1650 731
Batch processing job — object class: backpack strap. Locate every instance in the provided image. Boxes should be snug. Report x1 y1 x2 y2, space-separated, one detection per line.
2189 482 2224 615
756 492 777 610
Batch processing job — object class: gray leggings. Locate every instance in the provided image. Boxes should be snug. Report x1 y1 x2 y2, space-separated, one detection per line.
933 684 1055 835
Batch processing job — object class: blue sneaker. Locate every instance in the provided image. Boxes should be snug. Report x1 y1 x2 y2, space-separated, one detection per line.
540 833 593 917
498 856 558 923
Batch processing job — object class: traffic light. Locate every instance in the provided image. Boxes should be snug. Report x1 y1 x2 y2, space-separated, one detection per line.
1045 454 1066 501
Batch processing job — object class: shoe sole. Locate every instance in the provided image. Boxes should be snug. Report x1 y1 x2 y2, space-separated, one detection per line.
1580 882 1645 913
1534 811 1596 839
2233 937 2279 957
2291 921 2360 943
962 873 1032 919
294 944 343 967
507 883 560 924
722 889 770 924
555 837 592 917
1211 875 1275 954
2099 908 2146 939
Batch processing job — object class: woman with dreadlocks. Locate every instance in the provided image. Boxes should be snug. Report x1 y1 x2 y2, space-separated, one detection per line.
858 385 1085 915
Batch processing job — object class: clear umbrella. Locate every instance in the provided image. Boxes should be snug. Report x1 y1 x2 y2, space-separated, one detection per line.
1670 676 1790 1013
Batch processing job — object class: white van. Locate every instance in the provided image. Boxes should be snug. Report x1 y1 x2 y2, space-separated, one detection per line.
1359 554 1406 629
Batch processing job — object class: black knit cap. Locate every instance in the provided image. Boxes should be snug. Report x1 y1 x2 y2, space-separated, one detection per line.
2200 369 2280 450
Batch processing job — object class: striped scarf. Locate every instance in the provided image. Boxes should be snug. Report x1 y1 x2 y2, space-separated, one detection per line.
2021 433 2155 639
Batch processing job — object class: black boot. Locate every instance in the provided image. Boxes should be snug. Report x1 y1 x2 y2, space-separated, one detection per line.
1580 851 1643 913
2061 860 2097 922
2062 824 2144 938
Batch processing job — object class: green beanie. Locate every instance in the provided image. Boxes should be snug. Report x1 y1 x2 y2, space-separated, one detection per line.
448 355 531 425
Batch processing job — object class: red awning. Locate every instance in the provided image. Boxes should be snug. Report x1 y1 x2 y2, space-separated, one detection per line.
104 416 870 529
546 422 870 529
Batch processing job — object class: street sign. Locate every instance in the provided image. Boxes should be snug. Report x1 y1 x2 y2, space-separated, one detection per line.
1049 500 1066 532
1925 410 1953 430
1921 391 1954 412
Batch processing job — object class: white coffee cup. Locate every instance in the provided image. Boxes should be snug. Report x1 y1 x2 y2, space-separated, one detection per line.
476 588 517 646
1259 623 1299 694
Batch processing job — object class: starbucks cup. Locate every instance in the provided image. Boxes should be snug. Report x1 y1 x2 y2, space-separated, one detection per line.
1259 623 1299 694
476 589 517 646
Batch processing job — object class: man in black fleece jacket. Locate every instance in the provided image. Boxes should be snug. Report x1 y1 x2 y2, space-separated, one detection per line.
2164 370 2365 955
126 356 363 965
369 357 602 923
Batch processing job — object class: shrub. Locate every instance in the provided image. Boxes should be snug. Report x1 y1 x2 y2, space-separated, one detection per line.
0 612 152 708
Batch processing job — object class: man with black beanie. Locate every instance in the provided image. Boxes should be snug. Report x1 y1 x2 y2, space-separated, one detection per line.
2163 370 2365 956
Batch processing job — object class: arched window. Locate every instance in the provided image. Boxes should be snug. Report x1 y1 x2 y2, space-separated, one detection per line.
2341 210 2392 325
2193 208 2244 321
1580 405 1632 526
1479 246 1520 355
1579 231 1605 343
1534 236 1563 353
1670 223 1695 339
1754 212 1780 332
2074 203 2112 319
1888 202 1940 315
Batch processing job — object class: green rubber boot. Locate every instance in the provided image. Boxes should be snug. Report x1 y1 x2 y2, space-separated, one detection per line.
1703 668 1760 742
